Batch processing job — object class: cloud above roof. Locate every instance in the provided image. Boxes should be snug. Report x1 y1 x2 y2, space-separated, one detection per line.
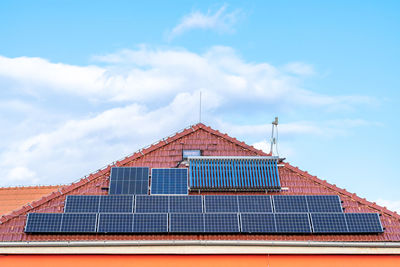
167 5 241 40
0 46 375 186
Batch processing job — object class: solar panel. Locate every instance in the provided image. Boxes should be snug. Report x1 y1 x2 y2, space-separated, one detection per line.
273 195 308 212
109 167 149 195
204 195 238 212
345 213 383 233
135 196 169 213
238 195 272 213
204 213 240 233
99 195 134 213
169 195 203 213
310 213 348 233
64 195 100 213
240 213 276 233
132 213 168 233
306 195 343 213
275 213 311 233
169 213 204 233
188 157 281 190
97 213 134 233
60 213 98 233
151 168 188 195
25 213 62 233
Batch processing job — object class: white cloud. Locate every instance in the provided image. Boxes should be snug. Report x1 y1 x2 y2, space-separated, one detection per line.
375 199 400 213
0 92 201 186
168 5 240 40
6 167 38 184
252 140 296 158
0 47 376 186
0 56 105 97
284 62 315 76
252 141 271 154
0 47 372 111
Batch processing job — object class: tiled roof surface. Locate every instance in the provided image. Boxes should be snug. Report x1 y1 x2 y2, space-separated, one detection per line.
0 123 399 242
0 185 61 217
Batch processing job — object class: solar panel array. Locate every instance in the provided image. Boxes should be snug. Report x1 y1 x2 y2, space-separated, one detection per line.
66 195 343 214
25 211 383 234
151 168 188 195
188 157 281 190
109 167 149 195
25 195 384 234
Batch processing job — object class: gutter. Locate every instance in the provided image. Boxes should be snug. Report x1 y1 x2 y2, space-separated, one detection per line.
1 240 400 255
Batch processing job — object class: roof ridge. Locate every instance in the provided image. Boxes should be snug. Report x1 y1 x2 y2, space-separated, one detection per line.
0 185 63 190
0 123 267 224
284 163 400 220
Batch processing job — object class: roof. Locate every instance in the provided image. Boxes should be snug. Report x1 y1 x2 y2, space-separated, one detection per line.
0 185 62 217
0 123 399 242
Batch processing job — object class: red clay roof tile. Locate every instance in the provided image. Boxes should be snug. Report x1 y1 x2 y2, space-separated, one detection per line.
0 185 62 217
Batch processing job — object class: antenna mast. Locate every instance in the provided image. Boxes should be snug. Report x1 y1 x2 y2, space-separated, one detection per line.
270 117 279 156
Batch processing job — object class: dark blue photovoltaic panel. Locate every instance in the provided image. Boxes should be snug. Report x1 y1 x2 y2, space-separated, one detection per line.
306 195 343 213
135 196 169 213
273 196 308 213
169 213 204 232
109 167 149 195
310 213 348 233
204 195 238 213
25 213 62 233
238 195 272 213
275 213 311 233
98 213 134 233
64 195 100 213
240 213 276 233
99 195 134 213
132 213 168 232
60 213 97 233
169 195 203 213
151 168 188 195
345 213 383 233
204 213 240 233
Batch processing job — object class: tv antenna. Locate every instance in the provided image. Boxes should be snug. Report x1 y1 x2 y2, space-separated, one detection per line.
270 117 279 156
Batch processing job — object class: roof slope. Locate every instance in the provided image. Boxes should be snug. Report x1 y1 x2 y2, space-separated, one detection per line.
0 123 399 242
0 185 61 217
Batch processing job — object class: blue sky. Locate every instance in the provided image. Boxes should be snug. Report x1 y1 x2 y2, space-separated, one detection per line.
0 1 399 211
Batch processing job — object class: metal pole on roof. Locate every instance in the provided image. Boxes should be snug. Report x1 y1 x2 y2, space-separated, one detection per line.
270 117 279 156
